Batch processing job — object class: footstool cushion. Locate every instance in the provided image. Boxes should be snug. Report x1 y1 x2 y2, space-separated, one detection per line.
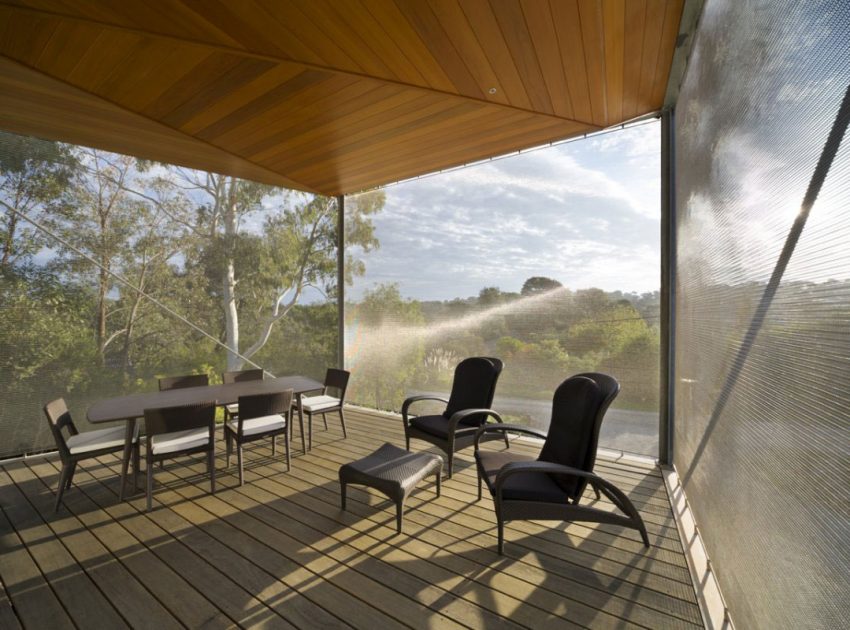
339 442 442 533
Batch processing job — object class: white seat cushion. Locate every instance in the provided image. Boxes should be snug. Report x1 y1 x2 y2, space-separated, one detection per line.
227 414 285 437
150 427 210 456
301 395 340 413
67 426 134 455
225 403 239 414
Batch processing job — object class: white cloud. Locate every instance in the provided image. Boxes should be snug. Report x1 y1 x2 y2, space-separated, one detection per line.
347 122 661 301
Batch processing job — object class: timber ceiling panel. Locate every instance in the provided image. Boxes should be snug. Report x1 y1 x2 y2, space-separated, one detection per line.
0 0 684 195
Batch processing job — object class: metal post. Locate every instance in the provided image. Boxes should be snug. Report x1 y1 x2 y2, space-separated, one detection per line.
336 195 345 370
659 109 676 465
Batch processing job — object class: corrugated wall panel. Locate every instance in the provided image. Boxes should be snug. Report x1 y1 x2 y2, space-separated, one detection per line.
673 1 850 628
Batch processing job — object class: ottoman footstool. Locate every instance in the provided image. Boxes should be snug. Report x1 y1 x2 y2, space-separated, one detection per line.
339 442 442 533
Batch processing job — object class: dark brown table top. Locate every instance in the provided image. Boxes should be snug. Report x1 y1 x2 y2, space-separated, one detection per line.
87 375 323 423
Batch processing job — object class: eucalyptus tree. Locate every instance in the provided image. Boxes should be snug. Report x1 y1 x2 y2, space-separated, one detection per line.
159 169 383 371
0 133 77 271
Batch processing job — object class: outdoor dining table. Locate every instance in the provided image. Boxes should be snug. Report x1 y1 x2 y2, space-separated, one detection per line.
87 375 323 500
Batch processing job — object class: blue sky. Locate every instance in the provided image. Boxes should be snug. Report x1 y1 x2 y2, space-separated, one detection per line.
347 120 661 302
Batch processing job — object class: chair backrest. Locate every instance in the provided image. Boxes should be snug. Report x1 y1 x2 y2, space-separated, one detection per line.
324 368 350 400
158 373 209 391
43 398 77 460
538 373 620 500
222 369 264 384
238 390 293 423
442 357 504 427
143 402 216 437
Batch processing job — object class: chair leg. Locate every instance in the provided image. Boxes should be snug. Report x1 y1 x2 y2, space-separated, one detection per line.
338 409 347 438
322 412 328 430
297 408 306 454
284 430 291 472
435 470 441 498
65 462 77 490
237 442 244 486
447 455 453 479
395 500 403 534
132 444 141 492
497 517 505 554
146 456 154 512
340 481 347 511
54 463 73 514
225 431 232 468
209 446 216 495
477 469 482 501
308 413 313 451
503 432 510 449
271 435 276 456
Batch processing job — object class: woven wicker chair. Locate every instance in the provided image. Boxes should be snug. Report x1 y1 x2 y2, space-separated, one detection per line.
294 368 349 452
225 390 293 485
43 398 139 513
474 373 649 553
158 373 209 391
143 402 216 512
402 357 505 478
221 368 264 420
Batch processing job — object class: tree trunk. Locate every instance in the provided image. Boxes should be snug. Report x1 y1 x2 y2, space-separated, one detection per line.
223 178 241 371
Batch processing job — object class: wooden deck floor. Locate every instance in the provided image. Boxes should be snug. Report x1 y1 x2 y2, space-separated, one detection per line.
0 407 702 629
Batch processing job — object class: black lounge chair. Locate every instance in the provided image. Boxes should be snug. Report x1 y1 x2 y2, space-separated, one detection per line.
402 356 505 478
474 372 649 553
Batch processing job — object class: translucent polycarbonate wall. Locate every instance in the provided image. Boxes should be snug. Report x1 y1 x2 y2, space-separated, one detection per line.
0 132 339 458
673 1 850 628
345 124 661 457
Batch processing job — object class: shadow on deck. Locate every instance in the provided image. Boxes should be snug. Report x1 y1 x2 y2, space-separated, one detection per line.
0 407 702 629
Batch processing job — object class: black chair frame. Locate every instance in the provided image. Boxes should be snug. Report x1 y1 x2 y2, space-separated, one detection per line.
402 356 506 478
225 390 293 485
143 401 216 512
295 368 349 452
44 398 139 514
474 423 649 553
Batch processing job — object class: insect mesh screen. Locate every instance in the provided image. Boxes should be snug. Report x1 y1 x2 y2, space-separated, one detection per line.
0 133 337 458
344 126 661 457
673 1 850 628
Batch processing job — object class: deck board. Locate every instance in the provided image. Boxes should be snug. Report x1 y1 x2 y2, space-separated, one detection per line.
0 407 702 629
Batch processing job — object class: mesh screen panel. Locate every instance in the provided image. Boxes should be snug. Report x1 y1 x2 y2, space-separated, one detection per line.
344 127 661 457
673 1 850 628
0 133 337 458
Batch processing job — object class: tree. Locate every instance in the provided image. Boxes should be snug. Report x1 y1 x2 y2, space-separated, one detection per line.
0 133 77 270
521 276 563 296
159 171 383 370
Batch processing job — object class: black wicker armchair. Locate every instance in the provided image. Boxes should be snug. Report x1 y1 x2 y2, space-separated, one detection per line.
402 356 505 478
474 373 649 553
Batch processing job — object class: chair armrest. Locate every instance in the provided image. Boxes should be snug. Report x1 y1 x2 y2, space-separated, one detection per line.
473 423 546 449
401 395 448 425
448 408 503 436
495 462 641 518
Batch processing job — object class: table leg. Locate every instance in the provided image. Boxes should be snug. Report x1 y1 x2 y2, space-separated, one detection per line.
297 396 307 454
118 418 136 501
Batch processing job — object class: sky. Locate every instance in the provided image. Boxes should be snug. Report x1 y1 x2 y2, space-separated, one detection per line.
346 120 661 302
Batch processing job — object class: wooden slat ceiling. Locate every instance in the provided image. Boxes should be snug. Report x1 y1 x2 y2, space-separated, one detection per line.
0 0 684 196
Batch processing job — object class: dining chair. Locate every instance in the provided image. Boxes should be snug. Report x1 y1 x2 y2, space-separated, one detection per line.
143 401 216 511
158 373 209 391
44 397 139 513
221 368 264 421
225 390 293 485
295 368 350 451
